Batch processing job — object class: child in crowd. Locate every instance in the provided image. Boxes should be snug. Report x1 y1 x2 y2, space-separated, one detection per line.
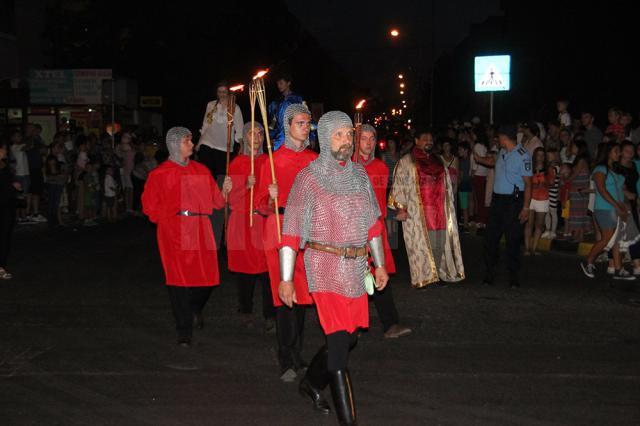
559 164 572 237
457 142 472 231
82 163 99 226
104 166 118 223
525 148 549 255
543 149 561 239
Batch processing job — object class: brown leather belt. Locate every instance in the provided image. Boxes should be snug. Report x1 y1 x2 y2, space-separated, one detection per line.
306 242 368 259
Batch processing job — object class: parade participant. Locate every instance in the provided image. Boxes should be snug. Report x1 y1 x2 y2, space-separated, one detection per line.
476 125 532 288
197 81 244 179
268 72 307 151
280 111 389 425
142 127 232 347
356 124 411 339
389 129 465 287
254 104 318 382
227 122 275 329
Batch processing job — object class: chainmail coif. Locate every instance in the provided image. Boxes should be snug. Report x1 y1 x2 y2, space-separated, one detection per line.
166 126 192 166
283 103 311 151
241 121 264 156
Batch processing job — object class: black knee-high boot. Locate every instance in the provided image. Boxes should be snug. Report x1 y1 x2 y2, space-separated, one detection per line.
298 346 330 414
330 369 356 425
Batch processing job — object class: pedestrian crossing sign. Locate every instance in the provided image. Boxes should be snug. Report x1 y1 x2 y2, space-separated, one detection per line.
474 55 511 92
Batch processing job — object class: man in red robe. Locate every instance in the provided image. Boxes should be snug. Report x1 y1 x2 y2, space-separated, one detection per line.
142 127 232 347
389 129 464 287
254 104 318 382
357 124 411 339
227 122 275 330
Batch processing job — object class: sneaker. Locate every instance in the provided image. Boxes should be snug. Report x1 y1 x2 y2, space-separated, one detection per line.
607 267 615 276
384 324 413 339
548 232 557 239
33 214 48 223
613 269 636 281
541 231 551 239
595 253 609 264
279 368 297 383
581 262 596 278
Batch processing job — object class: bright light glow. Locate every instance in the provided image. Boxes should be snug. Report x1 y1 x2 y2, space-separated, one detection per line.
253 69 269 80
407 119 412 123
390 29 399 37
398 74 404 79
400 83 405 88
355 99 366 110
400 91 404 95
230 84 245 92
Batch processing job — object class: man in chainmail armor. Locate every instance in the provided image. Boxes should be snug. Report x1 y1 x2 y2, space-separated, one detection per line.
279 111 389 425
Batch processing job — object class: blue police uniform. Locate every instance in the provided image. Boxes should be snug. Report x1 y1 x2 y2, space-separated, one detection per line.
483 144 532 287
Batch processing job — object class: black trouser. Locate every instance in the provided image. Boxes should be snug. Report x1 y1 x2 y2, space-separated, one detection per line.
0 206 16 268
166 286 213 338
326 331 358 371
45 183 64 227
484 193 524 284
236 272 275 319
131 175 145 212
372 282 399 332
276 305 306 370
199 146 229 250
197 145 228 181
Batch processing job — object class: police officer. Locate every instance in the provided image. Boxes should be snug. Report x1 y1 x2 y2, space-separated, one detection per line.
474 125 532 288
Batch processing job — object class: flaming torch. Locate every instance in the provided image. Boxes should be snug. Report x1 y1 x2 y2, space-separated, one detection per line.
252 71 282 242
353 99 366 163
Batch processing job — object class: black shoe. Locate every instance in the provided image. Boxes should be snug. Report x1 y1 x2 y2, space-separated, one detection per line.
299 346 330 414
177 336 191 347
193 312 204 330
299 377 330 414
329 369 357 425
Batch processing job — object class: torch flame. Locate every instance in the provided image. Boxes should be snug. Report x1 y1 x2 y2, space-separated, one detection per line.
355 99 366 110
252 69 269 80
230 84 245 92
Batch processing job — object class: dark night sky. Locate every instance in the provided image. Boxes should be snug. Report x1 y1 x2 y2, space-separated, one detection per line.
285 0 502 109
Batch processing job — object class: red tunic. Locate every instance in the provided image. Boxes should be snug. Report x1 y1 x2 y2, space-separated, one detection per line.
414 148 447 230
142 160 225 287
254 146 318 307
226 154 268 274
360 156 396 274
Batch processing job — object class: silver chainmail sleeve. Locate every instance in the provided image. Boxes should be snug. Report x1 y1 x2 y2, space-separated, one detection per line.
368 236 385 268
279 246 297 282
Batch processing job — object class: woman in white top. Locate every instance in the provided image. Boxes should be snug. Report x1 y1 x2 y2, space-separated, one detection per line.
197 81 244 182
559 129 575 164
470 133 490 227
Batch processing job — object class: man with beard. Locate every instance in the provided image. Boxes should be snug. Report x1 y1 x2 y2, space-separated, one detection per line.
142 127 232 346
389 129 464 287
280 111 389 425
356 124 411 339
254 104 318 382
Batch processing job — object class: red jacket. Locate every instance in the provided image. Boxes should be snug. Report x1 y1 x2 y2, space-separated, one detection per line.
226 154 268 274
142 160 225 286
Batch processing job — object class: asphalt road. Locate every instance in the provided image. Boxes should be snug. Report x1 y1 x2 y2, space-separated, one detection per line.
1 219 639 425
